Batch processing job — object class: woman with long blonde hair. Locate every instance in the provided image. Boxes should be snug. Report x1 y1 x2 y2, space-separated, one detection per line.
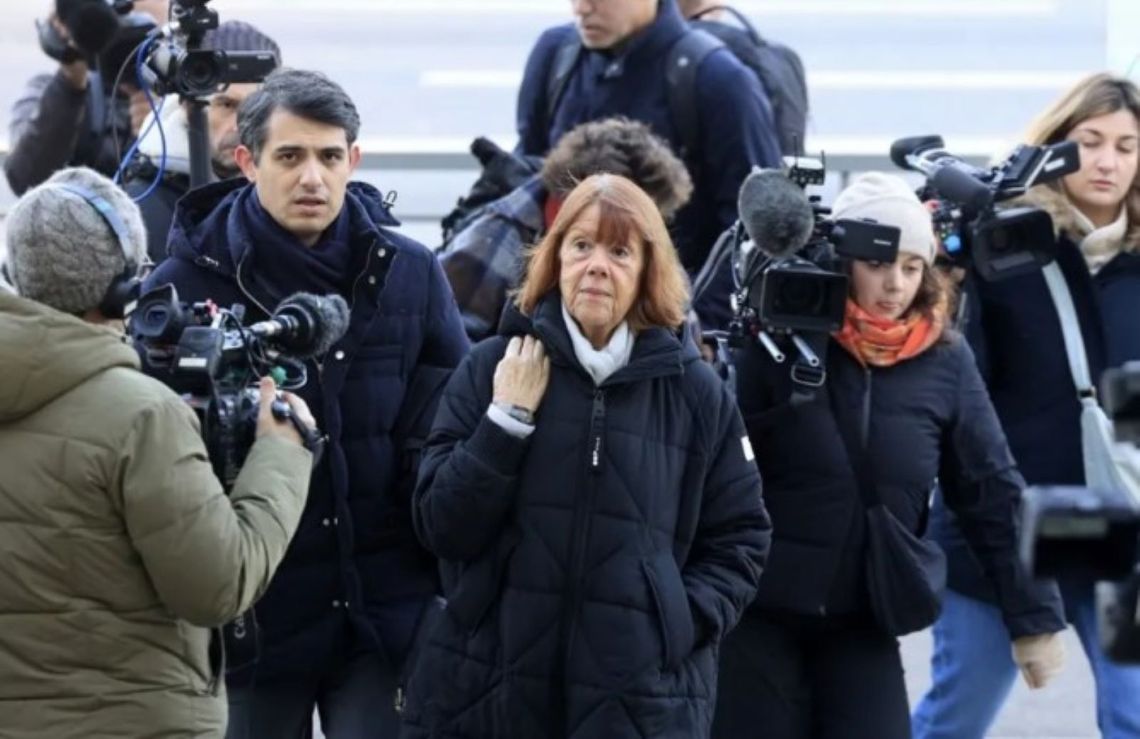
914 72 1140 739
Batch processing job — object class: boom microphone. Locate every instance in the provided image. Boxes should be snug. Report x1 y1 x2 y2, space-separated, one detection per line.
736 168 815 259
249 293 350 358
890 135 993 212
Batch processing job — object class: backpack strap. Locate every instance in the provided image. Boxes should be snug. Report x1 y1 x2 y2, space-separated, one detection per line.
665 29 724 163
693 4 763 45
545 35 583 135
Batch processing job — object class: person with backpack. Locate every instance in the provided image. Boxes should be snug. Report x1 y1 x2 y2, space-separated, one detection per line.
440 117 693 341
515 0 782 281
678 1 809 156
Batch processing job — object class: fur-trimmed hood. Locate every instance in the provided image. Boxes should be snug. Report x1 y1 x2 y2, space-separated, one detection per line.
1015 185 1140 252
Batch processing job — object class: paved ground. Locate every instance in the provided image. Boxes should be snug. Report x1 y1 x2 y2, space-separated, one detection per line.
902 627 1098 738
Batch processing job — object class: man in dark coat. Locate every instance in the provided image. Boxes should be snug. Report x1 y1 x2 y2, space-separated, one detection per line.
141 68 469 738
514 0 781 275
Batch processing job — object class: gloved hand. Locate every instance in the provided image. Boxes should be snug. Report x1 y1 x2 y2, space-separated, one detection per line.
1012 632 1066 689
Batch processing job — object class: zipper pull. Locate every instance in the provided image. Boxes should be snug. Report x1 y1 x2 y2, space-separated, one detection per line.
589 390 605 473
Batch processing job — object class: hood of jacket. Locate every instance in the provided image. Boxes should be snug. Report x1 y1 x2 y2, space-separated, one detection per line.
166 178 402 276
0 293 139 423
1017 184 1140 251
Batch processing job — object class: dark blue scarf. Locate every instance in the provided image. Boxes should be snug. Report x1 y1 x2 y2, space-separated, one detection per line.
239 188 355 307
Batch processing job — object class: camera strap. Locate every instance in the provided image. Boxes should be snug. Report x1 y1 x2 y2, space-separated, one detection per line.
1044 262 1140 502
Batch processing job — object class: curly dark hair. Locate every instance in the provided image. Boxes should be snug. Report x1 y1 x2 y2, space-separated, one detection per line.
540 117 693 219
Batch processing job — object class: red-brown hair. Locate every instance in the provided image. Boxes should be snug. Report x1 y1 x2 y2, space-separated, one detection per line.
515 173 689 331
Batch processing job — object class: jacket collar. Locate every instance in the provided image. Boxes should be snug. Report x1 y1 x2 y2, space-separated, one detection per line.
167 178 401 277
1018 185 1140 253
499 292 691 386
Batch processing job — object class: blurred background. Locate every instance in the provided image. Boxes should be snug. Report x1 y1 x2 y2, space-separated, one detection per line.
3 0 1139 249
2 2 1134 735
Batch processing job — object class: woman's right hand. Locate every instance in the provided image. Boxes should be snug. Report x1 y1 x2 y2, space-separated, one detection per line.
493 335 550 413
1012 631 1066 689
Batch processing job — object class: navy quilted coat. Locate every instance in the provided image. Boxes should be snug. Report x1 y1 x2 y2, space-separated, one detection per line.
401 295 771 738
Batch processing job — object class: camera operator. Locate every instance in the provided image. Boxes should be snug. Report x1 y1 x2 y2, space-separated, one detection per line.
4 0 169 195
142 68 469 737
0 166 316 738
711 173 1067 739
122 20 282 264
913 73 1140 739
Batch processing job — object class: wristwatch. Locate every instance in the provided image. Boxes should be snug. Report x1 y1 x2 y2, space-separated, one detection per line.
493 401 536 426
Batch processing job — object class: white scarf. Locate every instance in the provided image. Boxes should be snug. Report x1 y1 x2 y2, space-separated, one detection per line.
561 301 634 386
1072 206 1128 275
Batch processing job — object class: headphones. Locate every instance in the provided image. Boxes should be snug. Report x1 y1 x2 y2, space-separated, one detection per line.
50 183 145 319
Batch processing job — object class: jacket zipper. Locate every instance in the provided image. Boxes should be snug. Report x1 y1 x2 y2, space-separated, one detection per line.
314 237 377 377
554 388 606 731
588 389 605 473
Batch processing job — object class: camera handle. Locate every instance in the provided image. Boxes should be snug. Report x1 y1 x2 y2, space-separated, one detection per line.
756 331 786 363
185 97 211 188
270 394 327 467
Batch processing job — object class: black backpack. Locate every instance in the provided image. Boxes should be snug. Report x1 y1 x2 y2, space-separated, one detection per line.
546 4 809 159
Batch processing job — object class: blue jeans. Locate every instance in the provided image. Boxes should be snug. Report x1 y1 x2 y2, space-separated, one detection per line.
912 583 1140 739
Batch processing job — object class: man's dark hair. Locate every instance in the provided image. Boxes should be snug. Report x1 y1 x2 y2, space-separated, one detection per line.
540 117 693 219
238 68 361 160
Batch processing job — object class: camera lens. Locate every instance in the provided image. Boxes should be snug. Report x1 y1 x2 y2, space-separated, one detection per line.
774 274 826 316
178 50 223 94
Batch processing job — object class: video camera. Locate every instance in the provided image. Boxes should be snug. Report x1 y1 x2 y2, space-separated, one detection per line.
713 159 896 377
130 284 347 488
38 0 156 95
1019 362 1140 664
141 0 278 99
891 135 1080 281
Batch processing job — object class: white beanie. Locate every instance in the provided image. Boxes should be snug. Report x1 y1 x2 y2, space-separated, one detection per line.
830 172 936 265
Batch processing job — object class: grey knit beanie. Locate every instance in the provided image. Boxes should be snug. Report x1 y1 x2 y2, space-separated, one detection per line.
5 167 147 315
830 172 937 265
204 20 282 62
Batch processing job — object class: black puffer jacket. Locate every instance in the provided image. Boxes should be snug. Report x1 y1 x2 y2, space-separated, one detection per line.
403 294 771 738
737 333 1064 638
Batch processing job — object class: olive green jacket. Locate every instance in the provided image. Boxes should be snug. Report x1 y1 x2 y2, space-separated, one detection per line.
0 293 311 737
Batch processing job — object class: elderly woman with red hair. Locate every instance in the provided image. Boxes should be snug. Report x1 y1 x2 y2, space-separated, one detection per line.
401 173 771 739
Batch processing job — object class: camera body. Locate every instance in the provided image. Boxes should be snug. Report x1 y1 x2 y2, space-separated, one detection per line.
130 283 315 487
1020 362 1140 663
144 0 278 98
732 157 900 337
892 135 1080 281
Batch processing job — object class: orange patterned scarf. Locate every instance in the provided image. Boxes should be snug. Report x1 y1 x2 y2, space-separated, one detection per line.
833 299 944 367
